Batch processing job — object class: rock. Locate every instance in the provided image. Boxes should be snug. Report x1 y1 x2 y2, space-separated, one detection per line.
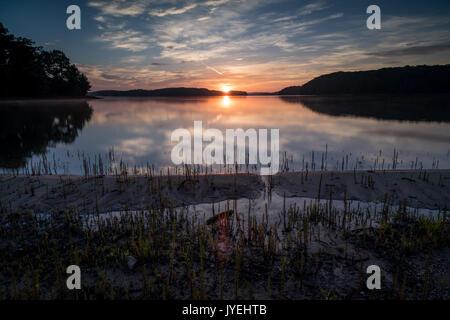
127 256 137 270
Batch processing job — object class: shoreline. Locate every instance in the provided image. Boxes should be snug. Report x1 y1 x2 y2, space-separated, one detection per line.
1 169 448 300
1 169 449 213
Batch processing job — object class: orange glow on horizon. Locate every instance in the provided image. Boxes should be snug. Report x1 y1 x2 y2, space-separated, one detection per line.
221 84 232 93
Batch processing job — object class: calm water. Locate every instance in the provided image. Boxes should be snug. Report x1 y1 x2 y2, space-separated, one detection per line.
1 95 450 174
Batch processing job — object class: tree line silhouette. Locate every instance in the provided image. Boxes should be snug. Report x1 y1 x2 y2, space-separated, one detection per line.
278 65 450 95
91 88 248 97
0 22 90 98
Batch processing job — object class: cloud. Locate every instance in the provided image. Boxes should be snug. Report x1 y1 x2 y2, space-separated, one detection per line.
203 0 230 6
299 13 344 27
84 1 450 92
100 73 123 80
78 63 188 90
367 42 450 57
148 0 230 17
298 1 328 16
94 15 106 22
88 0 147 16
121 55 146 63
96 30 153 51
149 4 198 17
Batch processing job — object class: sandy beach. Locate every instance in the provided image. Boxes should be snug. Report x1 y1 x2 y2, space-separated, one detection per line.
1 169 449 213
272 169 450 210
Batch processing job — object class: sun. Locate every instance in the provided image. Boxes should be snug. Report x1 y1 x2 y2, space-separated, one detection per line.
221 84 232 94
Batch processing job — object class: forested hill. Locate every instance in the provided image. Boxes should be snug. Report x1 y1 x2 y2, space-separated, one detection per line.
90 88 248 97
278 65 450 95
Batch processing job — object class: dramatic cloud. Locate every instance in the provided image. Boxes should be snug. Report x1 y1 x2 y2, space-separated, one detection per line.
10 0 444 91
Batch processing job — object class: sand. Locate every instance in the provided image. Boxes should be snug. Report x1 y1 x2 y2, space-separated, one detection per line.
271 169 450 210
1 169 448 213
0 173 263 213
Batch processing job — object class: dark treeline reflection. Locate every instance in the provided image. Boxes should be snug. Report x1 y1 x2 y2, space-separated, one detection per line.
0 101 93 168
280 94 450 123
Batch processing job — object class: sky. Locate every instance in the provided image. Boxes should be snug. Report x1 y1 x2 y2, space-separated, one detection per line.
1 0 450 92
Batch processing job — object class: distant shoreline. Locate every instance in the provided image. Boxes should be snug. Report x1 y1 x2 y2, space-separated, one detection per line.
90 87 248 97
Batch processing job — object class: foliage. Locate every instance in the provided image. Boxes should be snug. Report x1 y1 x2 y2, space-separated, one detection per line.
0 22 90 98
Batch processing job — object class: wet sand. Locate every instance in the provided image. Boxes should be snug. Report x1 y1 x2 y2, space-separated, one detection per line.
1 169 449 213
0 173 263 213
272 169 450 210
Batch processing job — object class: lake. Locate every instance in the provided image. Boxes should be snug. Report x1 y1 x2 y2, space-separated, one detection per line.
1 95 450 174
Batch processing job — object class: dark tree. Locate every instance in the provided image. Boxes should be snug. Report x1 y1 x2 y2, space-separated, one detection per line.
0 22 90 98
40 50 91 96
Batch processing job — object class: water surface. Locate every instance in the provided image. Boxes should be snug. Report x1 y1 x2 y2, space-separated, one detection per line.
1 95 449 173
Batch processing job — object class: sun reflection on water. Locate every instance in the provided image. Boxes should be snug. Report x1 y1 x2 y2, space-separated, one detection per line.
220 95 231 108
